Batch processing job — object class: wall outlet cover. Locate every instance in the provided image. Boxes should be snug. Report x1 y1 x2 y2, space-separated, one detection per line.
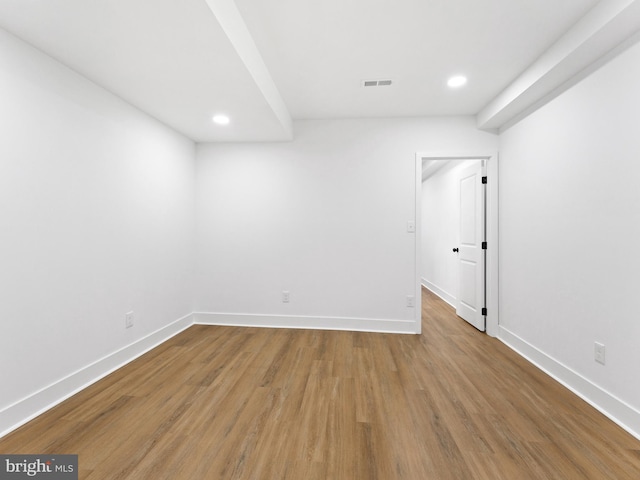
125 311 134 329
594 342 605 365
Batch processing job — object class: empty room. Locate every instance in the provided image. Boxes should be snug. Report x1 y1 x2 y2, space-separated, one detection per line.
1 0 640 478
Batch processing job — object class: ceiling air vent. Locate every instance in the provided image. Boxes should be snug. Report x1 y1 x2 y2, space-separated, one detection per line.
362 79 393 87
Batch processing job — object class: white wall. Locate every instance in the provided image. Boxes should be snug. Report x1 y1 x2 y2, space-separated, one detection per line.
0 29 196 433
499 39 640 436
421 160 478 306
195 118 497 332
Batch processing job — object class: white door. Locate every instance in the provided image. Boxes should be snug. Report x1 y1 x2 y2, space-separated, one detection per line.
455 162 485 331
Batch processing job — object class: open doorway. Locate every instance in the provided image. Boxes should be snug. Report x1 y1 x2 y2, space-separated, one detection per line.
422 159 485 330
414 153 499 337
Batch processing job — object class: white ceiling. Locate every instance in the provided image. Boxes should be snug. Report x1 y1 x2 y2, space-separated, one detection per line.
235 0 598 119
0 0 639 142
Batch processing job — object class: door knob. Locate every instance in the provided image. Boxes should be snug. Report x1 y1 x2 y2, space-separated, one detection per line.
453 247 459 253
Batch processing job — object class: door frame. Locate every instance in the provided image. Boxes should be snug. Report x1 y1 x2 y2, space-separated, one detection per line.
414 151 499 337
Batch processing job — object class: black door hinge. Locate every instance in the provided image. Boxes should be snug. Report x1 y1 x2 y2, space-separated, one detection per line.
482 242 487 250
482 176 487 184
482 307 487 316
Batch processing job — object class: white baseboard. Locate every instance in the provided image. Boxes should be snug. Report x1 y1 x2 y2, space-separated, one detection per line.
7 315 637 445
499 325 640 441
194 312 418 334
0 313 193 439
421 279 457 308
0 310 418 439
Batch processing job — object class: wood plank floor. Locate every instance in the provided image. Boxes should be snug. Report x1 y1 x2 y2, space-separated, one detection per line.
2 288 640 479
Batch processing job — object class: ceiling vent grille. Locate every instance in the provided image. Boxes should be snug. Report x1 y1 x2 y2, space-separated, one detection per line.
362 79 393 87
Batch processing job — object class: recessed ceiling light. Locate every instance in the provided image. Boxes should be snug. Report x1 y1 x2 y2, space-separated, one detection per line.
447 75 468 88
212 114 230 125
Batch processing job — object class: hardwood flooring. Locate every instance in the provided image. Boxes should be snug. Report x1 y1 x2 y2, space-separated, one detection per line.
2 288 640 479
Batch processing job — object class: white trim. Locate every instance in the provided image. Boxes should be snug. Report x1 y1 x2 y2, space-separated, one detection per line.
421 279 457 309
485 152 499 337
499 325 640 441
415 151 499 337
0 313 193 439
2 309 638 446
414 152 423 333
194 312 417 334
0 309 420 439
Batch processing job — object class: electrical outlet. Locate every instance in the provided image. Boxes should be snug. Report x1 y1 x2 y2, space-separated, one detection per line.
125 311 134 329
594 342 605 365
282 291 290 303
406 295 415 308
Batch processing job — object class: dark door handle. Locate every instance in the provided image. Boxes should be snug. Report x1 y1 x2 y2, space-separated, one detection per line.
453 248 459 253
